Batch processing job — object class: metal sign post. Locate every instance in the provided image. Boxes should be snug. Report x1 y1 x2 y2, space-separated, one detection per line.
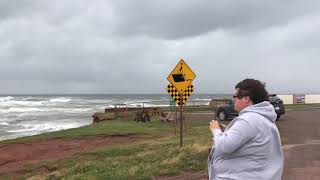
184 101 187 133
179 93 183 147
174 102 177 136
166 59 196 147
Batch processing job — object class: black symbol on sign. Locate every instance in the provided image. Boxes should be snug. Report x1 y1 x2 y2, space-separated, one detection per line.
172 62 185 82
172 74 185 82
172 62 192 83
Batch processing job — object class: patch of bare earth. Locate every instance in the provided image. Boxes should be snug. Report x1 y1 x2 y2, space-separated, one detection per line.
0 133 143 177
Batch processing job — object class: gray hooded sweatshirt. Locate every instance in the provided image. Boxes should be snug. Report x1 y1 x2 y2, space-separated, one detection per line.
208 101 284 180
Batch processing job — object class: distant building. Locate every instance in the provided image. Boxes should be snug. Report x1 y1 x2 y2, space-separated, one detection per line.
278 94 320 104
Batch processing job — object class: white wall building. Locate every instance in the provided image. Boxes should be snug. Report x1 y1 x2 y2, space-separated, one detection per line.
277 95 294 104
277 94 320 104
305 95 320 104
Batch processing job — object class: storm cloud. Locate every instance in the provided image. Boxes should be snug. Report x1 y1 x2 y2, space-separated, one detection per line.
0 0 319 94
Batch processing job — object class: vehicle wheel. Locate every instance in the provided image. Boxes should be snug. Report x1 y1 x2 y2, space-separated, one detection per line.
218 111 227 121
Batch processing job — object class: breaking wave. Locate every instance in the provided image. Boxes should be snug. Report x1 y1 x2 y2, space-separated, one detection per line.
0 94 216 141
0 107 95 113
0 96 14 102
49 98 71 103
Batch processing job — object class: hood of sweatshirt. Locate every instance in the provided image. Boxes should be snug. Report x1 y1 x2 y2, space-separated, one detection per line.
239 101 277 123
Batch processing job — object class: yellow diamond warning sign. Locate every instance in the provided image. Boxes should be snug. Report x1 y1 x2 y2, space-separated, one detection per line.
167 59 196 93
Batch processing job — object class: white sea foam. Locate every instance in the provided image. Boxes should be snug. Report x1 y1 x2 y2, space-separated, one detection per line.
194 98 212 101
0 96 14 102
7 121 88 134
0 107 44 113
0 100 45 107
106 104 115 108
50 98 71 103
126 103 143 107
94 105 105 109
0 107 96 114
66 107 94 112
0 122 9 126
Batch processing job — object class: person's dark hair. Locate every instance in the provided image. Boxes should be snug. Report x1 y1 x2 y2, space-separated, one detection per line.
235 78 268 104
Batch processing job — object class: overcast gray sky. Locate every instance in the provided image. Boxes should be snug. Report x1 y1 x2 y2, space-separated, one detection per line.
0 0 320 94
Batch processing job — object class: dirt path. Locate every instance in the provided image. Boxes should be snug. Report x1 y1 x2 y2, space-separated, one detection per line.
0 133 143 177
278 108 320 180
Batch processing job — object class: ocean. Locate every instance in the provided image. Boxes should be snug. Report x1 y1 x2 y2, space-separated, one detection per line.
0 94 226 141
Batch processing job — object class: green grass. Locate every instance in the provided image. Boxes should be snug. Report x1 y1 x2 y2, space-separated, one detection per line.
0 116 168 144
16 120 211 180
284 103 320 110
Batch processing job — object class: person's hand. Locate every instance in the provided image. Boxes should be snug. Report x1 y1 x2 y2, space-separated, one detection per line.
209 120 221 133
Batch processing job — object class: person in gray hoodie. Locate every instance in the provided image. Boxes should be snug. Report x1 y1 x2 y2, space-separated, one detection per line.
208 79 284 180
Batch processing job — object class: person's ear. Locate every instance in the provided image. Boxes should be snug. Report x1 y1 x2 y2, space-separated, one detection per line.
245 96 253 105
244 96 251 103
